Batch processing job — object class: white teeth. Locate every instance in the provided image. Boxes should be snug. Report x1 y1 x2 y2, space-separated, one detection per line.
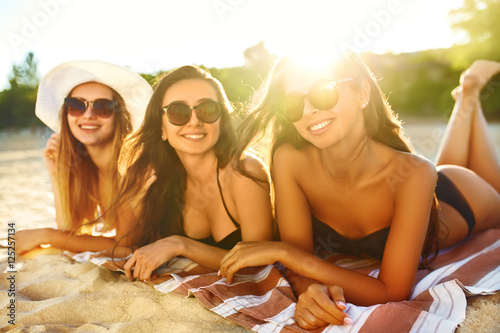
309 120 332 131
80 125 99 130
184 134 205 139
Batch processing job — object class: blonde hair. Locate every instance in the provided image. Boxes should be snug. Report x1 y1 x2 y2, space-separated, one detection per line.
57 86 132 232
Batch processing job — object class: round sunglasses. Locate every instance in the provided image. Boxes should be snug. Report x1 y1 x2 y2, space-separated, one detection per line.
162 100 222 126
280 78 353 122
64 97 119 118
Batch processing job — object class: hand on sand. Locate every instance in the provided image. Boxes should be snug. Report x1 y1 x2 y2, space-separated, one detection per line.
295 283 353 329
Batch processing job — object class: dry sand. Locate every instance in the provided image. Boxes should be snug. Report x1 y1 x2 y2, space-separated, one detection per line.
1 251 250 332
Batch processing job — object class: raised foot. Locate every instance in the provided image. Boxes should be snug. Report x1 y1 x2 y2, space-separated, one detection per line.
460 60 500 94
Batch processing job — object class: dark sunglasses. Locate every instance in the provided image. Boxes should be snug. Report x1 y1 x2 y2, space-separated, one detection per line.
64 97 119 118
162 100 222 126
280 78 353 122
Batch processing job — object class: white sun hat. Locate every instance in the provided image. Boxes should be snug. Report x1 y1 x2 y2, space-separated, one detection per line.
35 60 153 133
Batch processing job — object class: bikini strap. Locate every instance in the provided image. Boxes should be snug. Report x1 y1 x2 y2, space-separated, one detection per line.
216 166 240 228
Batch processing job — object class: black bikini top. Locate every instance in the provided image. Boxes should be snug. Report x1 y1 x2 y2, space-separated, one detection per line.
312 215 390 260
188 167 242 250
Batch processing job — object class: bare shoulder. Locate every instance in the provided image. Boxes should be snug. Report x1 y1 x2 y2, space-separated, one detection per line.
401 152 436 176
387 150 437 189
239 152 269 180
274 142 302 161
226 153 270 192
225 154 272 217
273 143 313 174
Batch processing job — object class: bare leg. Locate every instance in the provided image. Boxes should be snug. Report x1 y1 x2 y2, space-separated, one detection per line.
435 86 474 167
435 60 500 193
436 61 500 247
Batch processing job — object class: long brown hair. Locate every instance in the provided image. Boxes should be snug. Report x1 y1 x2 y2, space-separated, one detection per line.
57 85 132 232
117 65 258 248
235 51 440 267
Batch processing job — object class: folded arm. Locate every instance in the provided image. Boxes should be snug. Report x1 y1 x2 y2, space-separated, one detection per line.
16 228 117 254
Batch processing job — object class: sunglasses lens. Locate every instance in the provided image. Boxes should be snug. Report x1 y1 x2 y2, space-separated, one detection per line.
281 95 304 122
64 98 86 116
92 99 116 118
196 101 221 123
64 98 117 118
166 103 191 125
308 82 339 110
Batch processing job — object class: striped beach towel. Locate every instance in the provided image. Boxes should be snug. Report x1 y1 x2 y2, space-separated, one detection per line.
73 228 500 332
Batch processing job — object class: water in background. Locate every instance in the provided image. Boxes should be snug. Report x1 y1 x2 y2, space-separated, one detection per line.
1 122 499 245
404 120 500 160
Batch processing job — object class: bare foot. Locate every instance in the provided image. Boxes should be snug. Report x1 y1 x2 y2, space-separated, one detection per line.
460 60 500 94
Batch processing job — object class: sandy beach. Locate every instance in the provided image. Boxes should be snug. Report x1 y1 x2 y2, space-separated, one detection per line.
0 252 250 332
1 123 499 332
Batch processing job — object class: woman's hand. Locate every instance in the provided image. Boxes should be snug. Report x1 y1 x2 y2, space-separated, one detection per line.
16 228 52 254
219 241 287 284
123 235 183 281
42 133 60 176
295 283 352 329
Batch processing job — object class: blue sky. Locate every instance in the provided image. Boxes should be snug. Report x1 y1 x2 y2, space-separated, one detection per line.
0 0 464 90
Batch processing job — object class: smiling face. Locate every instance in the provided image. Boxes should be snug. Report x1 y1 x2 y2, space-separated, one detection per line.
282 65 367 150
66 82 116 148
161 79 221 158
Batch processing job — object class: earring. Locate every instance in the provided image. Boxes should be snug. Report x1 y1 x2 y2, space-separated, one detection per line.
361 102 368 109
161 134 166 140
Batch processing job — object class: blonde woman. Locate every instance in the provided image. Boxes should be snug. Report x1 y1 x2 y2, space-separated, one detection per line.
16 60 152 254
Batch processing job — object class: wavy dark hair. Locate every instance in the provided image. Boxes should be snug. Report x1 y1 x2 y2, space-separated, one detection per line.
234 51 440 268
116 65 264 249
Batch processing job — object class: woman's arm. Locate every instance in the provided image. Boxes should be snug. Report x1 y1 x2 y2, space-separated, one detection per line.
16 228 117 254
221 153 437 305
232 156 274 241
288 156 438 305
123 235 228 281
273 145 315 252
219 145 317 279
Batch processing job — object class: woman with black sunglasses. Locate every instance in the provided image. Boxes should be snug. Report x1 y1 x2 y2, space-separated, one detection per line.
218 54 500 328
16 60 152 255
116 65 274 281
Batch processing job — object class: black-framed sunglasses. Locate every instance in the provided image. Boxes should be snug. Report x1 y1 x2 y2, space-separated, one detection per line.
162 100 222 126
64 97 119 118
280 78 353 122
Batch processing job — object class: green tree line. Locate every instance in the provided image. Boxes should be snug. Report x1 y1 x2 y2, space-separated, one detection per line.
1 0 499 130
